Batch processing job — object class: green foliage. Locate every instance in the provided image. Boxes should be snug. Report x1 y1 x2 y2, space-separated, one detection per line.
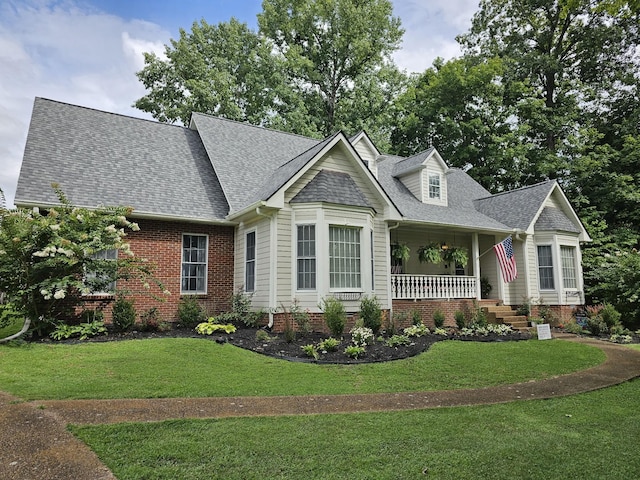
50 320 107 341
344 345 366 359
301 344 319 360
284 299 311 334
112 297 136 332
454 310 466 329
0 186 164 332
255 329 273 342
139 307 170 332
480 277 492 299
433 309 445 328
601 303 622 329
0 302 24 330
195 319 237 335
385 334 411 347
135 0 405 147
516 298 531 317
321 297 346 337
177 297 206 328
417 243 442 264
471 301 488 327
408 309 421 326
564 320 585 335
318 337 340 352
359 295 382 334
392 243 410 262
403 322 429 338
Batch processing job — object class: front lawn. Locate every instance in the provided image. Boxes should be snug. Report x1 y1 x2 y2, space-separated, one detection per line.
71 378 640 479
0 338 603 400
0 317 24 339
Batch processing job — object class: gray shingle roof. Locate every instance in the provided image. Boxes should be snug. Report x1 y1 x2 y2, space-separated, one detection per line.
15 98 229 221
535 206 581 233
391 147 435 177
377 155 511 232
244 133 341 210
474 181 556 231
291 169 373 209
191 113 319 213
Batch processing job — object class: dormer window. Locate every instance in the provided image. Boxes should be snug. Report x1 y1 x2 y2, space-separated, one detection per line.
428 173 441 200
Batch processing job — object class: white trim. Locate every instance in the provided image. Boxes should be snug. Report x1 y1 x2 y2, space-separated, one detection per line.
244 229 257 293
180 233 209 295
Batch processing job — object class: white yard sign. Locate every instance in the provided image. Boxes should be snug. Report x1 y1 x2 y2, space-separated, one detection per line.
536 323 552 340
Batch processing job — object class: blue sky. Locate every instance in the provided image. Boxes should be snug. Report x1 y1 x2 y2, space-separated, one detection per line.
0 0 479 207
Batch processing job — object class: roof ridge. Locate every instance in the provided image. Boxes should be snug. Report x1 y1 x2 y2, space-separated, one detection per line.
274 131 339 170
35 97 188 131
476 179 556 201
191 111 324 142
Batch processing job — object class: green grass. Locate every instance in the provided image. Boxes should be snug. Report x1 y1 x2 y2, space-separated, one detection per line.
0 317 24 339
627 344 640 351
0 338 603 400
70 378 640 479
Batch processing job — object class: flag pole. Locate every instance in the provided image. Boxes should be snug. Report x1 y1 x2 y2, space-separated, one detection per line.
476 235 513 260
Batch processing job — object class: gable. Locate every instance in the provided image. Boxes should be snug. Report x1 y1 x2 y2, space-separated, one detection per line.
291 170 374 210
283 138 397 217
534 207 581 233
391 148 448 206
349 131 380 175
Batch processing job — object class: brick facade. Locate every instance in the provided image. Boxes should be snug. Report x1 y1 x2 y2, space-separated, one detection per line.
391 299 477 329
81 219 235 325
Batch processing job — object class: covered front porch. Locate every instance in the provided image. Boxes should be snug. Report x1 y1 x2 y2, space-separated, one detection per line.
388 225 501 301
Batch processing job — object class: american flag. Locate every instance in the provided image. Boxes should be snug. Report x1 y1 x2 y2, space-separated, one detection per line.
493 236 517 283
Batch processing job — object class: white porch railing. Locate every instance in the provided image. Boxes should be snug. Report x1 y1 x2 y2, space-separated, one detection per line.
391 274 477 300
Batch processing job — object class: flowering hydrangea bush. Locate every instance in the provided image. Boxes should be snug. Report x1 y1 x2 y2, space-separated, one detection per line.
0 185 166 334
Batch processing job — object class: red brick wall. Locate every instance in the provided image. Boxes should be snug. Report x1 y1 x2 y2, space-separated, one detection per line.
391 299 477 329
81 219 235 324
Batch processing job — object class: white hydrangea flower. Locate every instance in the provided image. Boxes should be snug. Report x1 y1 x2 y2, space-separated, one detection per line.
50 224 60 231
105 224 117 234
33 207 40 214
130 222 140 231
117 215 129 226
53 290 66 300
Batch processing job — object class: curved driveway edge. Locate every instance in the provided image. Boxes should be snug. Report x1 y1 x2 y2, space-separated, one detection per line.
2 334 640 479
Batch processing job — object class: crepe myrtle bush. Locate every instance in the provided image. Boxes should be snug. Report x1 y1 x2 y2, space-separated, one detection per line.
0 185 168 334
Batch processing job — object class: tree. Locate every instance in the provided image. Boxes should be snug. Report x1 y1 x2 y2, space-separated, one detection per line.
391 56 534 192
134 1 405 144
457 0 640 183
258 0 404 137
0 186 166 335
135 18 283 126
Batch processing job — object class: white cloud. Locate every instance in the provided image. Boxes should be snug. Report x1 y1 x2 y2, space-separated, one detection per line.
0 0 171 207
392 0 478 72
0 0 478 208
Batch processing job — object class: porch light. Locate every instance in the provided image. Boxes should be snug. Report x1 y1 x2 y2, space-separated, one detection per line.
441 242 448 250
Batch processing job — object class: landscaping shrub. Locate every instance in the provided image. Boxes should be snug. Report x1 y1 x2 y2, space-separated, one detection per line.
321 297 346 337
301 344 319 360
318 337 340 352
454 310 466 329
516 297 531 316
195 319 236 335
359 295 382 334
50 320 107 340
410 309 422 325
385 334 411 347
344 345 365 359
177 297 206 328
601 303 622 330
112 297 136 332
433 309 445 328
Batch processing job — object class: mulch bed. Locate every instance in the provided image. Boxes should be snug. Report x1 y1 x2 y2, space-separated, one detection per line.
39 325 531 364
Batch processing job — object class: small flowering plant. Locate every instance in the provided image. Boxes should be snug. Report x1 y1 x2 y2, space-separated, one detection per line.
0 185 167 332
350 326 374 347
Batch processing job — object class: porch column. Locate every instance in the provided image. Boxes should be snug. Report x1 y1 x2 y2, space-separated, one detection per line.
472 232 481 300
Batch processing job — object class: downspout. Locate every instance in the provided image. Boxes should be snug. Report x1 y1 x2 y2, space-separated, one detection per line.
256 207 277 328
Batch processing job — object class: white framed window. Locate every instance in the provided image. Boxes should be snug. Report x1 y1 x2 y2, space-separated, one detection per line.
537 245 555 290
561 246 577 289
297 225 316 290
181 234 208 294
245 231 256 292
329 226 361 289
428 173 441 199
86 249 117 295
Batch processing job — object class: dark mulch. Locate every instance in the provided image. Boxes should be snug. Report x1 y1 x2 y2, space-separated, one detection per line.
224 327 533 364
31 325 534 364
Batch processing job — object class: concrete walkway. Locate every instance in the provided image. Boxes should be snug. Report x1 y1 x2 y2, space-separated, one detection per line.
2 334 640 479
